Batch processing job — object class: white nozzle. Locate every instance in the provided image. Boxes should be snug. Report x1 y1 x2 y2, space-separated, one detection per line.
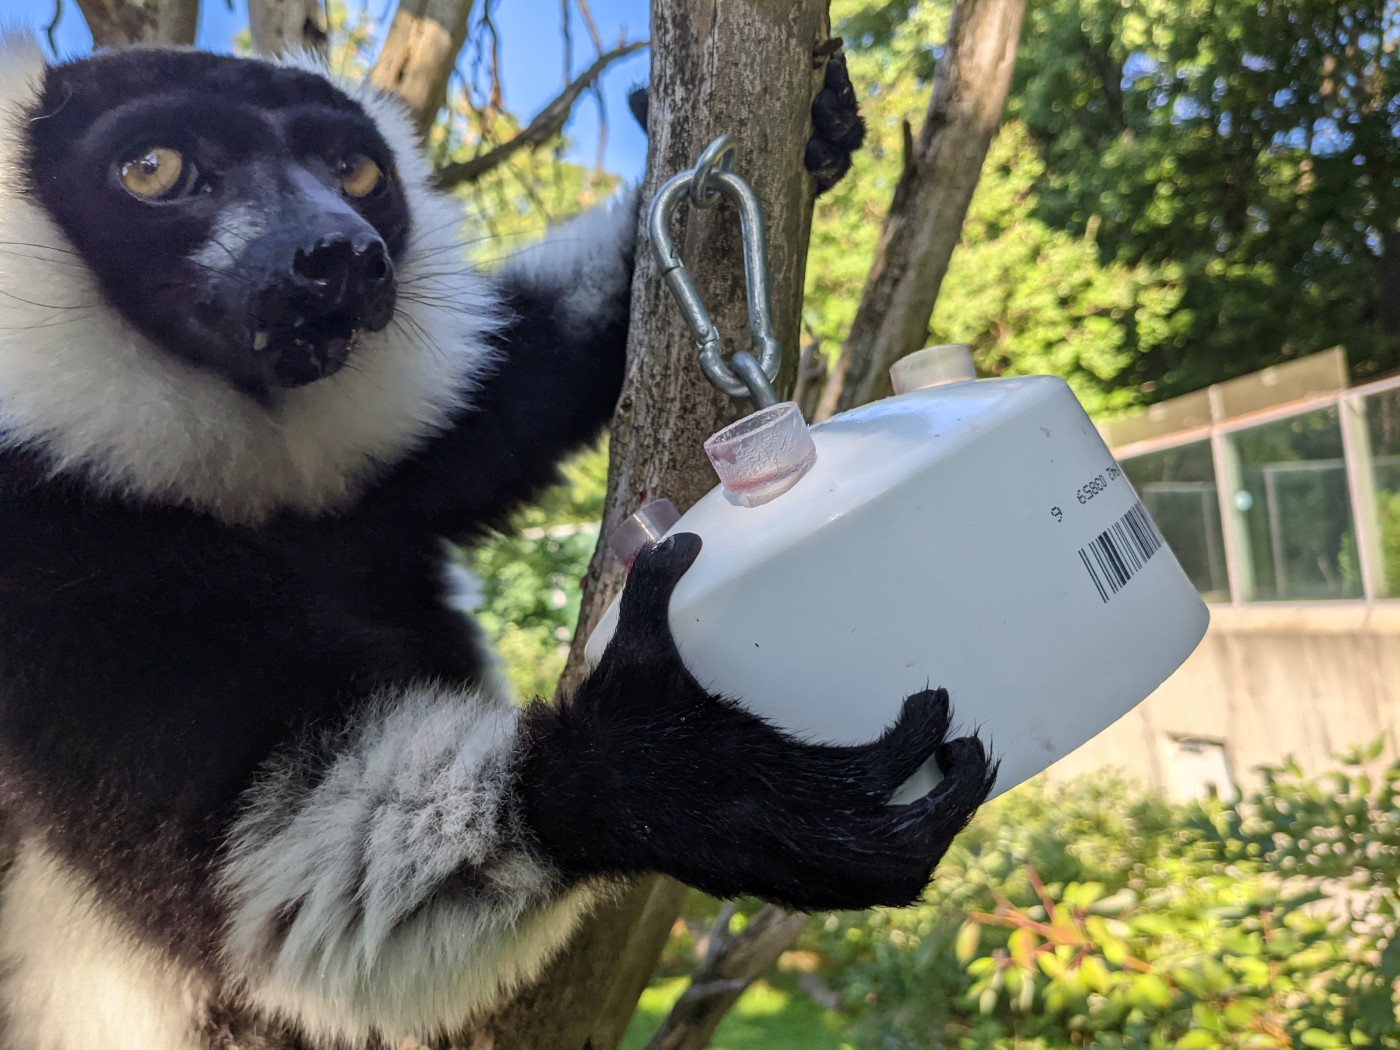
609 498 682 566
704 402 816 508
890 344 977 394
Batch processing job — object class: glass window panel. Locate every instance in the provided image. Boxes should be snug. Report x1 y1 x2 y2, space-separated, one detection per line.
1360 388 1400 598
1222 407 1361 601
1121 441 1229 603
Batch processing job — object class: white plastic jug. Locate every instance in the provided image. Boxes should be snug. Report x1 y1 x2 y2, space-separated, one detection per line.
586 349 1208 800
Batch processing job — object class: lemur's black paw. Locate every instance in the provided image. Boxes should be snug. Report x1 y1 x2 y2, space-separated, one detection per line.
725 716 998 912
625 48 864 196
612 533 702 653
806 49 866 194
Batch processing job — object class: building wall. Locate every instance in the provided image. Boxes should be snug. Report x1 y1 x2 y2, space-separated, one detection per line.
1045 603 1400 799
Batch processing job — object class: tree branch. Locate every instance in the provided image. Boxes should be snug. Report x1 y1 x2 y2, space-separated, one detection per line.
75 0 197 47
430 40 646 190
455 2 831 1045
644 906 810 1050
815 0 1027 418
246 0 327 57
370 0 478 137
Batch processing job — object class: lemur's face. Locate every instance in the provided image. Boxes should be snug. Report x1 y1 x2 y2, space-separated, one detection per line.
24 50 412 396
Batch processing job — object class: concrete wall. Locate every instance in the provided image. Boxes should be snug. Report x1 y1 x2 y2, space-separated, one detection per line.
1045 603 1400 799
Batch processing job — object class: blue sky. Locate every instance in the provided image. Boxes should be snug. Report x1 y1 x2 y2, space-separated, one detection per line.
7 0 651 179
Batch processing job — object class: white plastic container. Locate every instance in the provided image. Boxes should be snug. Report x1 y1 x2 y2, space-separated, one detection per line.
586 358 1208 800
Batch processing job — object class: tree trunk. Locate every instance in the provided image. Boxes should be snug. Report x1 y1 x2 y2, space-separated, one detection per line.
369 0 477 137
246 0 328 56
76 0 197 47
816 0 1027 419
458 1 831 1047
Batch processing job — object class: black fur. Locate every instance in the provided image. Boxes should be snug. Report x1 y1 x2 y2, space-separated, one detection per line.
807 51 867 193
0 42 990 1050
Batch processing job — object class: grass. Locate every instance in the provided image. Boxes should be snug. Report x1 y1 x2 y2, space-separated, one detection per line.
619 975 851 1050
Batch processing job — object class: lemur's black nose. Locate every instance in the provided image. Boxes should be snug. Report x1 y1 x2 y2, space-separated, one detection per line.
263 235 396 332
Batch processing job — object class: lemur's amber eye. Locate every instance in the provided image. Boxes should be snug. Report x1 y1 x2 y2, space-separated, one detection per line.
338 155 383 198
118 148 185 200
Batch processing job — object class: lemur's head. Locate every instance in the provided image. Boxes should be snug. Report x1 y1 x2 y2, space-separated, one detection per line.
0 35 496 522
28 48 412 394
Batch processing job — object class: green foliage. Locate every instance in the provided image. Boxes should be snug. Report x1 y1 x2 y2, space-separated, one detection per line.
930 123 1185 416
466 445 607 699
805 755 1400 1050
1377 490 1400 594
620 975 849 1050
1009 0 1400 399
806 0 1399 416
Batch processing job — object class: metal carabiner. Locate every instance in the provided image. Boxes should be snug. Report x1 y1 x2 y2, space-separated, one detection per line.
647 136 782 407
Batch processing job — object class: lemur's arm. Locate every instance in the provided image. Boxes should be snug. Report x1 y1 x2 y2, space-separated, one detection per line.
355 196 636 537
357 54 867 538
0 503 992 1045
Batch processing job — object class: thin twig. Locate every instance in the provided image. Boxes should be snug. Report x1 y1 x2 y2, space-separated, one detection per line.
431 40 647 190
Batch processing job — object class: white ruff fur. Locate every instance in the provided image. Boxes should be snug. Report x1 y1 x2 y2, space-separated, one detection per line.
498 186 638 332
0 846 208 1050
219 684 594 1045
0 33 499 525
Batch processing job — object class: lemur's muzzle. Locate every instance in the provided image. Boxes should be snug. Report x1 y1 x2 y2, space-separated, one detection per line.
207 168 398 390
252 234 396 387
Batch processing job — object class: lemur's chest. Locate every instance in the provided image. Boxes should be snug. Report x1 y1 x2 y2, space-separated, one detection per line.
262 521 491 684
0 478 492 693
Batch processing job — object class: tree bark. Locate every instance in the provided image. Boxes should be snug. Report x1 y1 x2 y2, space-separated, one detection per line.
458 1 831 1047
815 0 1027 419
76 0 197 47
246 0 328 56
369 0 477 137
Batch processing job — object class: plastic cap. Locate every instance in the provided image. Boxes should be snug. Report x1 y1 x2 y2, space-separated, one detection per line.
609 498 682 566
704 402 817 508
889 344 977 394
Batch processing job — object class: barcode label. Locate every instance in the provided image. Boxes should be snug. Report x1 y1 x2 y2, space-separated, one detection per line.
1078 500 1164 602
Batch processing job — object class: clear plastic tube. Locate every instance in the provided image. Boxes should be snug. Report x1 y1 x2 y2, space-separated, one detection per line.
889 344 977 394
704 402 816 507
609 498 682 567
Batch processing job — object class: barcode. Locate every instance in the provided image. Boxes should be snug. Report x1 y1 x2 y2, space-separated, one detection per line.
1078 500 1164 602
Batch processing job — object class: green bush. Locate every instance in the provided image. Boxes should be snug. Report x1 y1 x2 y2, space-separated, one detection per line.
805 751 1399 1050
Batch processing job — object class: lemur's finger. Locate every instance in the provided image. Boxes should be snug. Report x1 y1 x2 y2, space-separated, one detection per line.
908 735 999 848
854 687 958 797
806 49 867 194
781 688 956 807
813 52 866 150
614 533 703 644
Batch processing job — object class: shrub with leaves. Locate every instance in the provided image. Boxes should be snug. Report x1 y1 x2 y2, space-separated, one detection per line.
810 751 1399 1050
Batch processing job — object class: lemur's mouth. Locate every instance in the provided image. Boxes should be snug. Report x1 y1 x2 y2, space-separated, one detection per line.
254 315 360 389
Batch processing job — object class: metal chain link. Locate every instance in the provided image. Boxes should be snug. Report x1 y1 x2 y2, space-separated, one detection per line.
647 135 782 407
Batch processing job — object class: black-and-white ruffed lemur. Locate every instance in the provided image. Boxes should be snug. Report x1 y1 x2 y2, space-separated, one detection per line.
0 31 996 1050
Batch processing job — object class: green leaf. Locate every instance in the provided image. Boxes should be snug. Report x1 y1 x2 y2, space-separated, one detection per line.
1177 1031 1219 1050
1300 1030 1345 1048
955 920 981 966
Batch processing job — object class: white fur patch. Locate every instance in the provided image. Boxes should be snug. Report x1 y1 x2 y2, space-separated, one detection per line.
0 845 208 1050
218 684 593 1045
0 34 499 525
499 188 638 331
